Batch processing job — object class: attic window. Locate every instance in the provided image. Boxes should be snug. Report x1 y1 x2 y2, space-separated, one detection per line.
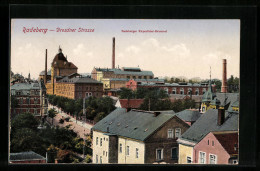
134 127 138 130
144 128 148 132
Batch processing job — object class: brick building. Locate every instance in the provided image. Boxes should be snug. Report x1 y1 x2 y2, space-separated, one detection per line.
128 81 215 96
92 108 190 164
54 74 103 99
10 80 48 119
45 47 78 95
10 151 46 164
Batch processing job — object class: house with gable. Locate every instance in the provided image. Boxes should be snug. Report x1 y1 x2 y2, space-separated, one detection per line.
177 104 239 164
91 108 190 164
193 131 238 164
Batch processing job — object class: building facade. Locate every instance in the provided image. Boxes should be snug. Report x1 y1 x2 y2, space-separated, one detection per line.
10 80 48 119
92 108 190 164
193 131 238 164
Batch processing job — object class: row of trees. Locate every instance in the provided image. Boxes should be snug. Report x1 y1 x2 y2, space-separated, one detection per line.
10 113 92 163
118 87 195 112
47 95 115 123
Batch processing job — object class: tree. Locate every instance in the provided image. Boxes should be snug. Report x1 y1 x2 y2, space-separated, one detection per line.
11 95 19 108
171 99 184 113
48 109 57 125
118 87 135 99
10 128 45 155
94 112 106 122
11 113 39 133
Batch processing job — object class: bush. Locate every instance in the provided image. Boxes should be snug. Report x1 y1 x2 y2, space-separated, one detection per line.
84 154 92 163
59 119 64 124
64 117 70 122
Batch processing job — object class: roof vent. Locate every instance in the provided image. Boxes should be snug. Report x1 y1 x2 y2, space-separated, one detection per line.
125 125 128 128
134 127 138 130
109 122 113 125
117 123 121 126
144 128 148 132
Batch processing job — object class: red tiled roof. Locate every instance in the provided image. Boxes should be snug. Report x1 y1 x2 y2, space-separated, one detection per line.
119 99 144 109
213 132 238 155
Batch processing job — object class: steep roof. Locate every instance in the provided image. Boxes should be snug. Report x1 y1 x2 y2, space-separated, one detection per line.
119 99 144 109
178 109 238 144
213 132 238 155
11 82 40 90
51 48 77 69
175 109 201 122
92 108 177 141
10 151 46 161
39 70 51 76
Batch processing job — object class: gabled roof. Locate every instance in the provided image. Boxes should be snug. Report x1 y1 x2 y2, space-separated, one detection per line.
119 99 144 109
213 132 238 155
178 109 238 144
92 108 176 141
10 151 46 161
175 109 201 122
11 82 40 90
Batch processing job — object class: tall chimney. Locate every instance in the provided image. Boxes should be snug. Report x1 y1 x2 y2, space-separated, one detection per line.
221 59 227 93
44 49 47 84
112 37 115 69
217 108 225 126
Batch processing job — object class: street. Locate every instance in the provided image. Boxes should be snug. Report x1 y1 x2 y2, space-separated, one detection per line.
47 104 93 139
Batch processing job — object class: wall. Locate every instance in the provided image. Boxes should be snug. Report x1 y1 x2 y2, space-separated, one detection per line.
145 116 190 164
118 137 145 164
193 132 231 164
178 144 193 164
92 131 110 164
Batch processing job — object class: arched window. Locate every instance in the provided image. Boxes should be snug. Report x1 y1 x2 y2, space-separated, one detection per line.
203 88 206 94
188 88 192 95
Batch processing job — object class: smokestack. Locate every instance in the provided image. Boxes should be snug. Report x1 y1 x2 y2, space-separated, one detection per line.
112 37 115 69
44 49 47 84
217 108 225 126
221 59 227 93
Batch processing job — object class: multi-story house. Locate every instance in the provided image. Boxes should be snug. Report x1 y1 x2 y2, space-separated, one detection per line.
92 108 190 164
177 104 239 164
193 131 238 164
10 80 48 119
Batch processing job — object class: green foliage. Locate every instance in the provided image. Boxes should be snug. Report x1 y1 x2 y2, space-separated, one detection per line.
56 149 74 163
84 154 92 163
10 128 45 155
118 87 135 99
94 112 106 122
171 99 196 113
11 113 39 133
227 75 239 93
48 109 57 125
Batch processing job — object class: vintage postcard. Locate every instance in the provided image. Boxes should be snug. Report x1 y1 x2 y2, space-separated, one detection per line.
10 19 240 164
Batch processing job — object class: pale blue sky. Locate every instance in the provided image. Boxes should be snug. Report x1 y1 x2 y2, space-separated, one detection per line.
11 19 240 80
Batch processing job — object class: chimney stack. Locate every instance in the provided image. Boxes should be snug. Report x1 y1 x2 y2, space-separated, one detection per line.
221 59 227 93
44 49 47 84
217 108 225 126
112 37 115 69
154 111 161 117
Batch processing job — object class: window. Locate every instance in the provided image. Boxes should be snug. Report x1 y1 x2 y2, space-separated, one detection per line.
199 152 206 164
171 148 178 160
26 98 30 104
209 154 217 164
188 88 192 95
168 129 174 138
103 151 105 156
156 149 163 160
96 155 98 163
138 76 142 79
127 76 130 79
34 109 37 114
100 138 102 146
150 76 153 79
106 152 107 157
119 143 122 153
172 88 176 94
126 146 130 156
195 88 199 95
100 156 102 164
164 88 168 94
187 156 192 163
180 88 184 95
144 76 147 79
203 88 206 94
233 160 238 164
136 148 139 158
96 137 98 145
133 76 136 79
212 141 214 146
208 140 209 145
175 128 181 138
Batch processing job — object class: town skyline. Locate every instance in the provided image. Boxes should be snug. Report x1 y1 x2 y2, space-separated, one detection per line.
11 19 240 80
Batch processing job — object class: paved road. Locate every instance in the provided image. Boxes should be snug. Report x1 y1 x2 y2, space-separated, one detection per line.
47 104 93 139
